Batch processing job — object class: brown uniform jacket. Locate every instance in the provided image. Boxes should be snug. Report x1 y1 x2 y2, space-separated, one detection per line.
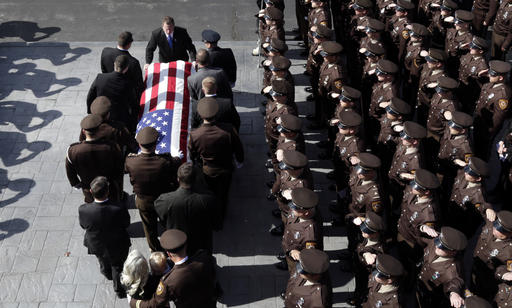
438 129 472 164
125 153 181 198
387 16 410 47
418 66 446 106
397 186 439 247
458 54 488 86
78 120 138 153
348 179 384 218
475 82 511 135
450 169 491 214
284 273 333 308
66 139 124 190
388 144 423 186
282 213 323 253
335 134 365 167
356 238 386 268
473 0 499 25
418 241 465 296
318 62 345 98
403 41 426 78
272 168 315 197
493 2 512 49
362 277 401 308
135 250 217 308
473 220 512 280
306 42 324 75
495 281 512 308
370 81 398 119
276 134 306 154
261 25 285 47
378 117 403 146
265 101 299 141
445 29 472 57
188 122 244 174
427 93 459 136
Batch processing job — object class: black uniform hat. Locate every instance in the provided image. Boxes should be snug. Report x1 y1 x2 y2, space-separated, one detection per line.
366 18 385 32
80 114 103 131
364 43 386 58
270 79 289 97
289 188 319 211
279 150 308 170
356 152 381 174
464 156 489 178
449 111 473 129
440 0 458 11
494 211 512 234
434 226 467 251
425 48 448 63
312 24 333 39
436 76 458 91
160 229 187 251
353 0 373 10
386 97 412 116
376 59 398 75
201 29 221 43
395 0 415 11
464 296 492 308
401 121 427 139
337 110 362 129
90 96 112 117
297 248 330 275
360 211 385 234
489 60 511 76
267 38 288 54
454 10 473 23
136 127 159 145
265 7 284 20
412 169 440 190
278 114 302 133
375 254 405 278
340 86 362 102
410 23 429 37
320 41 343 56
270 56 291 71
197 97 219 119
470 36 489 50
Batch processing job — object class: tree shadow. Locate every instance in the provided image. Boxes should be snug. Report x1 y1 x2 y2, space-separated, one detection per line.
0 21 60 42
0 218 30 241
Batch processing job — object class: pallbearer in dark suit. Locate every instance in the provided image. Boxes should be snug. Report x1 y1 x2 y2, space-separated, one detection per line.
188 99 244 228
201 29 237 87
100 31 144 99
145 16 197 70
87 55 139 133
66 115 124 203
78 176 131 298
130 229 217 308
125 127 182 252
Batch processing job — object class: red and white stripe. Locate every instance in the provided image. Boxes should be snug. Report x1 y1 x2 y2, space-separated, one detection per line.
139 61 195 160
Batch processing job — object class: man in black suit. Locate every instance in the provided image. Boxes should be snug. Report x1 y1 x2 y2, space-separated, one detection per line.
187 49 233 101
78 176 131 298
192 77 240 131
100 31 144 99
145 16 196 70
87 55 138 132
154 162 218 255
201 29 237 87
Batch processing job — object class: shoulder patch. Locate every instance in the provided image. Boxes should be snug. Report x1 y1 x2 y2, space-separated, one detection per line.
499 99 509 110
402 30 410 40
306 241 317 249
464 153 472 163
507 260 512 271
372 201 382 213
320 21 328 26
156 281 164 296
334 79 343 90
475 203 481 209
425 222 435 227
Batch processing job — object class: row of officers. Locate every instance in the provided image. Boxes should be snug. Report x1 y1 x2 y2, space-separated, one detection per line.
255 0 512 307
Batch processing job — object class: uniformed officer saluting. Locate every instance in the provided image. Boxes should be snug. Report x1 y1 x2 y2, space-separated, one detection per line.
283 248 333 308
130 229 217 308
417 227 467 308
362 254 405 308
125 126 182 252
472 210 512 302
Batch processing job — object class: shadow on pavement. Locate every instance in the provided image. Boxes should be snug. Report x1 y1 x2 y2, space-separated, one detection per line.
0 218 30 241
0 21 61 42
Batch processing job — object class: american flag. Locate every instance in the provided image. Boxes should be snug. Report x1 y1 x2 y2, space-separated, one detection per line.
138 61 195 160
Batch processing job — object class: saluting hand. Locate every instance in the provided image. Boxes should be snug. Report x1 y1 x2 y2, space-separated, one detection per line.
486 208 496 222
449 292 464 308
290 249 301 261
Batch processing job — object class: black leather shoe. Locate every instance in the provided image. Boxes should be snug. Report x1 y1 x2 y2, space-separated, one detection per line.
298 42 306 47
338 249 353 260
329 202 342 213
305 86 313 93
318 151 331 160
306 94 314 101
326 170 336 179
316 140 329 148
303 70 311 76
328 184 336 191
332 216 346 226
339 260 353 272
280 291 286 300
260 106 266 116
300 50 308 56
265 160 273 168
274 259 288 270
261 100 267 106
270 224 284 236
272 208 281 218
276 252 286 260
116 290 127 299
267 193 276 201
346 296 362 306
266 180 275 188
